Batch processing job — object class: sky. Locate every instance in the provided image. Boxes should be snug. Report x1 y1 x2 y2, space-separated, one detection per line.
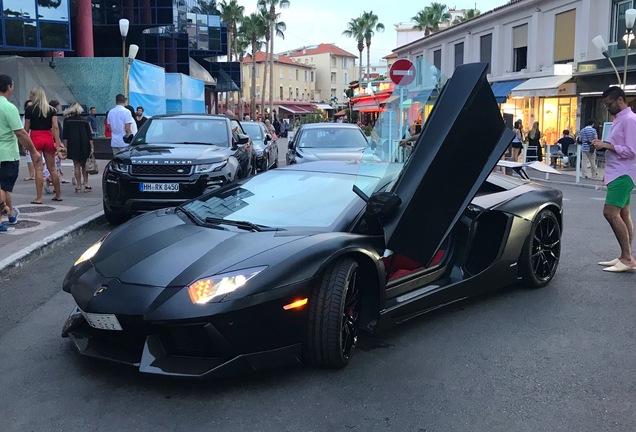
234 0 510 65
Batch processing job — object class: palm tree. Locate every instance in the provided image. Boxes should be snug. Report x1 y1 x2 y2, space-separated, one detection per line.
342 17 365 84
360 11 384 83
452 8 481 25
412 3 451 36
239 12 267 119
191 0 219 14
219 0 245 61
258 0 290 119
235 33 251 116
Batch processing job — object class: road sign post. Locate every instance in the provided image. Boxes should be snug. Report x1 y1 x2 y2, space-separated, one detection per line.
389 59 415 162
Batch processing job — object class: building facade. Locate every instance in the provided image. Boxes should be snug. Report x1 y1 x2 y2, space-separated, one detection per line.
241 52 317 118
393 0 634 146
283 44 358 108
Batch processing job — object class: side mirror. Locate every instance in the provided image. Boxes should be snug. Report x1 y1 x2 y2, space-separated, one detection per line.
287 140 294 150
264 135 272 143
235 134 250 145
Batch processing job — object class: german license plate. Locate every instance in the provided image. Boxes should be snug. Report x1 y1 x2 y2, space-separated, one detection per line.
140 183 179 192
82 311 123 331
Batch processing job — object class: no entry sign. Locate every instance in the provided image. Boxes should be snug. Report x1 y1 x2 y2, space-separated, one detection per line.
389 59 416 86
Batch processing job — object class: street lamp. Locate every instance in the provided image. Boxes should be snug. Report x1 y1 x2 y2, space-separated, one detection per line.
119 18 129 95
623 8 636 86
592 35 622 86
125 44 139 100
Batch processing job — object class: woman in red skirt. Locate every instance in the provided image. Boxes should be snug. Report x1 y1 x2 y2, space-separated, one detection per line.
24 87 63 203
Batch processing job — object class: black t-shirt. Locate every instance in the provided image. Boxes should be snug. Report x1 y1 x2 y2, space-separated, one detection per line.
25 106 56 130
557 136 575 154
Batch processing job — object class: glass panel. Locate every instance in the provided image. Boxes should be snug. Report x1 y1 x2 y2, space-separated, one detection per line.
197 26 208 50
197 14 206 26
40 22 70 49
5 19 37 47
3 0 36 19
37 0 69 21
208 15 220 26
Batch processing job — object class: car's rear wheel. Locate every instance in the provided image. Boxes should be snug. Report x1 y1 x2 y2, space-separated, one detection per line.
519 209 561 288
103 201 129 225
305 258 361 368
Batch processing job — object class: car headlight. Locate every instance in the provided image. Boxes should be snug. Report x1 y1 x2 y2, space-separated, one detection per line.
195 161 227 173
110 161 129 173
187 266 266 304
74 235 107 266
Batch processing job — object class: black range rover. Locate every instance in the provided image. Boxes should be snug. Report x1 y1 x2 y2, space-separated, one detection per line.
102 114 255 224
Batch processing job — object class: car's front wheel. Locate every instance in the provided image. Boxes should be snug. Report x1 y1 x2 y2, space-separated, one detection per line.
305 258 361 368
519 209 561 288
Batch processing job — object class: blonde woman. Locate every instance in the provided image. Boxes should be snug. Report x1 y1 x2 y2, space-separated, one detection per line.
63 103 94 192
24 87 63 202
527 121 543 162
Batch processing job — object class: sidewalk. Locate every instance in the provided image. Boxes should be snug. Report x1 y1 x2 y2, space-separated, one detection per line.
0 156 105 278
0 153 612 279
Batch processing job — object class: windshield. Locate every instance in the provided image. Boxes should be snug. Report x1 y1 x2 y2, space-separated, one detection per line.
132 118 230 146
181 167 393 230
297 127 368 149
354 60 447 192
241 122 264 140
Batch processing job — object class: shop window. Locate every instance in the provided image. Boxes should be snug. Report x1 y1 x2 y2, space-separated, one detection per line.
554 10 576 62
513 24 528 72
433 49 442 71
454 42 464 68
612 0 635 49
480 34 492 74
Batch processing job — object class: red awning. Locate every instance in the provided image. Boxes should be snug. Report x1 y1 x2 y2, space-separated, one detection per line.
279 104 313 114
351 94 391 112
334 109 347 116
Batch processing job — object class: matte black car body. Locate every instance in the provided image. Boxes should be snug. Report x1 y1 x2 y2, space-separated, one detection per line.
62 64 563 378
286 123 373 165
102 114 255 224
241 121 279 171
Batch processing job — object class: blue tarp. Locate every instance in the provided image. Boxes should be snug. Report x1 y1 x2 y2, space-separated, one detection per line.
165 73 205 114
491 80 526 103
129 60 166 117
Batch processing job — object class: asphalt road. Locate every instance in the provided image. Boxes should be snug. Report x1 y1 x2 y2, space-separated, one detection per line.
1 182 635 432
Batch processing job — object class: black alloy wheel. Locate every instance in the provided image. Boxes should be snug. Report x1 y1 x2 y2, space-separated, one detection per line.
520 209 561 288
305 258 361 368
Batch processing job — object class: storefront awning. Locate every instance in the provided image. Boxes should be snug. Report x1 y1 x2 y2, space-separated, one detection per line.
279 104 313 114
491 79 526 103
334 109 347 116
352 99 379 111
510 75 572 98
314 103 334 110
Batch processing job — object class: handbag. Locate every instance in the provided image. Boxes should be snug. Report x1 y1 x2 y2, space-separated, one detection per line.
86 153 99 175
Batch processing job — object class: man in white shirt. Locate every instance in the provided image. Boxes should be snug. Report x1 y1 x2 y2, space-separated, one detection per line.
107 94 134 155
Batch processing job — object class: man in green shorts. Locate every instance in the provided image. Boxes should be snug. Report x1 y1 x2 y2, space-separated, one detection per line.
0 74 41 232
592 86 636 272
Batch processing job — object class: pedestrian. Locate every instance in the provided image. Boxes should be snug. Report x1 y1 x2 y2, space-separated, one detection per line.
63 103 94 192
0 74 41 232
48 99 69 184
87 106 99 137
273 115 281 136
554 130 575 167
24 87 63 203
264 118 277 141
526 121 543 162
577 119 599 179
243 114 251 121
225 110 236 119
22 99 35 181
592 86 636 272
106 94 134 155
134 106 148 129
510 119 524 162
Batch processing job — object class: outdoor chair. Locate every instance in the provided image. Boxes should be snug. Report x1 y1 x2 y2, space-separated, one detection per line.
523 143 539 162
546 145 563 168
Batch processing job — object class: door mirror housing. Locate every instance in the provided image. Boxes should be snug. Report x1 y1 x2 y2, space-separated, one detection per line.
235 134 250 145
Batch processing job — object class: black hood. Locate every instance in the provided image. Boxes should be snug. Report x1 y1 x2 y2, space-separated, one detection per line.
94 212 303 287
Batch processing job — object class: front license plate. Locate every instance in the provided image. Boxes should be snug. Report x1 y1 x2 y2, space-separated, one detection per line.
140 183 179 192
82 312 123 331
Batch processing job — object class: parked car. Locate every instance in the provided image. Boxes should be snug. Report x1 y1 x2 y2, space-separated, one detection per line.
286 123 373 165
102 114 255 224
241 121 279 171
62 63 562 378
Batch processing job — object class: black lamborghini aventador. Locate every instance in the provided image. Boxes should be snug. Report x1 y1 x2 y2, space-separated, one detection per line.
61 63 563 378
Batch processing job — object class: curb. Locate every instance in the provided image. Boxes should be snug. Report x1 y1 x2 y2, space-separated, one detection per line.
0 211 105 280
